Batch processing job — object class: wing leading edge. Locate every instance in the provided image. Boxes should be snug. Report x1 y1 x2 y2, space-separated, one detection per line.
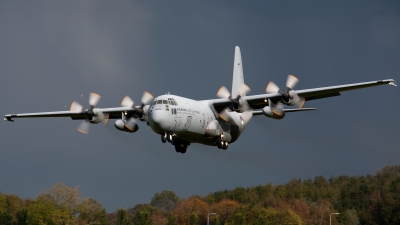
211 79 396 111
4 106 134 122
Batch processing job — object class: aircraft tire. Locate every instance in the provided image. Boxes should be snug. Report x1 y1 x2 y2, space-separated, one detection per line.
222 141 228 150
180 146 187 154
216 137 222 149
161 134 167 143
174 144 181 153
167 133 173 142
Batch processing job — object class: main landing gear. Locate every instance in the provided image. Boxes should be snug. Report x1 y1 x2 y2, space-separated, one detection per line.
174 142 188 154
216 135 228 150
161 132 189 154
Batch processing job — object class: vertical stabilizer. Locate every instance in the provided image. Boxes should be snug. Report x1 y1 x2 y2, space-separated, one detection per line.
231 46 245 98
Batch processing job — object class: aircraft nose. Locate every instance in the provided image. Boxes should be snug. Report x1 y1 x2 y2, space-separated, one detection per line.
151 109 169 130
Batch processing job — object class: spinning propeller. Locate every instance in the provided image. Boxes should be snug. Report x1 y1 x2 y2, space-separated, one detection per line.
216 84 252 121
266 74 305 108
216 84 251 112
70 92 109 134
120 91 154 131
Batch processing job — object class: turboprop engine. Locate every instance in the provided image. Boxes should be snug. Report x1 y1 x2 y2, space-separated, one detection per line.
69 92 109 134
262 105 285 120
114 119 139 133
87 108 107 124
115 91 154 133
216 84 251 113
266 74 305 108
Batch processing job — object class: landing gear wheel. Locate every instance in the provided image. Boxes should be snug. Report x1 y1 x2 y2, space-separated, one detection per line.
161 133 167 143
180 145 187 154
222 141 228 150
167 133 173 142
216 137 223 149
175 144 181 153
174 143 187 154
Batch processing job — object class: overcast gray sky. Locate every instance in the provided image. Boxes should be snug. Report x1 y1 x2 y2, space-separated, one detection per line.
1 1 399 212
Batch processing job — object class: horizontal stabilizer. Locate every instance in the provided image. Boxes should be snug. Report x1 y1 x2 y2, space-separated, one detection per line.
283 108 316 113
252 108 316 116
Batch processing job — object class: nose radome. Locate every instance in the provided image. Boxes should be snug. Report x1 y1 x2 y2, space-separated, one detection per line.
151 110 169 129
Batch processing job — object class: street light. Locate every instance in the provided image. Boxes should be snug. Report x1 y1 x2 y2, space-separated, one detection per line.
330 213 340 225
208 213 217 225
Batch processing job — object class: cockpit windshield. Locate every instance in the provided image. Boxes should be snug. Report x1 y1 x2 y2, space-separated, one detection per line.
153 98 178 105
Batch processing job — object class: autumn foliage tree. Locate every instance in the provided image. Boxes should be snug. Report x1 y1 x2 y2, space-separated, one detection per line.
1 165 400 224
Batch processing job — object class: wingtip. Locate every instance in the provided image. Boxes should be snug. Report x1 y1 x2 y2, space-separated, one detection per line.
4 115 14 122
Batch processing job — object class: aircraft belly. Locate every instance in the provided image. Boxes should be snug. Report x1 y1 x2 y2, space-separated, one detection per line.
173 130 217 146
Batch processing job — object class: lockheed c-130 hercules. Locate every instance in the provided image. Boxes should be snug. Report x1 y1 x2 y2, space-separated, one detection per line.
4 46 397 153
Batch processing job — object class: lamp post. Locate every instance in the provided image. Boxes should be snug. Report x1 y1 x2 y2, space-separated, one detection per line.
207 213 216 225
330 213 340 225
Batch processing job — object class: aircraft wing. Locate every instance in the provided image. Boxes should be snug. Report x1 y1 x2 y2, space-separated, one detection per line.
212 79 396 111
4 107 134 122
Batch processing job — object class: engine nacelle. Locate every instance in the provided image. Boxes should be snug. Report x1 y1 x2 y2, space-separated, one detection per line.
88 109 106 124
231 97 247 113
114 119 139 133
138 105 149 122
262 106 285 120
283 90 301 106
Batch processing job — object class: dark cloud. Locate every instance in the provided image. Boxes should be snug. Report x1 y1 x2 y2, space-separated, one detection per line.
1 1 399 211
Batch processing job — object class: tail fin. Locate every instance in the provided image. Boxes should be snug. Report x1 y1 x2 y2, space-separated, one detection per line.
231 46 245 98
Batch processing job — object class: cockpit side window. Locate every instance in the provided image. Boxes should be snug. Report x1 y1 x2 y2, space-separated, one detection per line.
157 100 162 104
163 100 168 104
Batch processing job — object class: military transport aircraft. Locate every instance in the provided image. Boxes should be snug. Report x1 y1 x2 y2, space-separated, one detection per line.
4 47 396 153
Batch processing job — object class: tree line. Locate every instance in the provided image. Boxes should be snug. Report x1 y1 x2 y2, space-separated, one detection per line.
1 165 399 224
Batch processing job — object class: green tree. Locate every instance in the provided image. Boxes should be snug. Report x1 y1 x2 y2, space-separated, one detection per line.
340 209 359 225
0 211 13 225
150 190 180 212
167 212 177 225
36 182 81 224
189 212 198 225
132 205 153 225
116 208 132 225
79 198 108 225
16 209 28 225
231 212 245 225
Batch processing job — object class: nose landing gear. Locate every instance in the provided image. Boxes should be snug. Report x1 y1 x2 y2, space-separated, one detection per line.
161 132 189 154
161 133 167 143
161 132 174 144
